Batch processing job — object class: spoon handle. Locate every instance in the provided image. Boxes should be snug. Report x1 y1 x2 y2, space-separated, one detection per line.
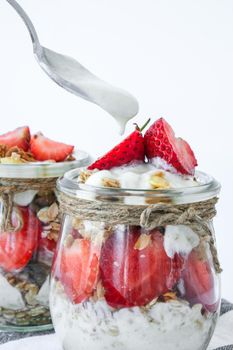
6 0 40 50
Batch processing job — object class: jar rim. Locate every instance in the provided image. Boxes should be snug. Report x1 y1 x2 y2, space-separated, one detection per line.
57 168 221 204
0 150 90 178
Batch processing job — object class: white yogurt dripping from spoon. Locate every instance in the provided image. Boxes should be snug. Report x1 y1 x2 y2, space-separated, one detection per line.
42 49 139 134
6 0 139 134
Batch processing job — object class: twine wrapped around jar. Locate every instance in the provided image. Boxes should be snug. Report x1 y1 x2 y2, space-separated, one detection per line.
58 192 222 274
0 177 57 232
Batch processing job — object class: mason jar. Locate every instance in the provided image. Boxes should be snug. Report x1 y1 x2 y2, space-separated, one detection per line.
0 152 89 332
50 168 221 350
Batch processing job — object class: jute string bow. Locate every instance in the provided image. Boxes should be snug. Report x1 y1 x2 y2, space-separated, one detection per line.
0 177 57 232
58 192 221 273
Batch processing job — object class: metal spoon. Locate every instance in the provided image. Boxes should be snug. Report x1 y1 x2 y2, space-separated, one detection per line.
5 0 139 134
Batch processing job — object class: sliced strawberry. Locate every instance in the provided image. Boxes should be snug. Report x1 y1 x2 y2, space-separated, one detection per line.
182 249 220 312
88 126 145 170
0 126 30 151
0 207 41 272
59 238 100 304
144 118 197 175
30 133 74 162
100 226 183 308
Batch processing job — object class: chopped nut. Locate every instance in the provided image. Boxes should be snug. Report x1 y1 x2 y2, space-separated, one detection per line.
47 229 59 242
143 297 158 310
50 222 61 231
65 154 76 161
41 220 60 243
6 146 36 162
37 202 59 223
0 144 8 158
25 288 39 306
101 177 120 188
47 203 59 220
3 310 15 320
24 283 39 293
15 281 27 290
163 292 177 302
96 281 105 299
134 234 151 250
7 277 16 285
0 153 25 164
158 292 177 303
79 170 93 183
91 281 105 302
72 218 85 230
150 172 170 189
148 297 158 307
37 208 51 223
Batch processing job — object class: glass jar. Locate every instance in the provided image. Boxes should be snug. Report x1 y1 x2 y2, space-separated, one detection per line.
0 152 89 332
51 169 221 350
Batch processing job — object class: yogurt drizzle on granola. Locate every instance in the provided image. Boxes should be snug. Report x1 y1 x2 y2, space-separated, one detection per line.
83 159 198 190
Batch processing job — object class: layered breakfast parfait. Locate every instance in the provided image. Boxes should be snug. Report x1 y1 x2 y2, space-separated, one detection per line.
0 126 89 330
51 118 221 350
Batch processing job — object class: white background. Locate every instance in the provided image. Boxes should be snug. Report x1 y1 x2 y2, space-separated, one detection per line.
0 0 232 301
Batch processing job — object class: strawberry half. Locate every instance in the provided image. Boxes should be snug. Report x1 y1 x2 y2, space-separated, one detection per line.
0 207 41 272
88 121 150 170
144 118 197 175
0 126 30 151
58 238 100 304
30 133 74 162
182 249 220 312
100 226 183 308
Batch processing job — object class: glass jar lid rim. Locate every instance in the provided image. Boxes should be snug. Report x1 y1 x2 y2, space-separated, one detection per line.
58 168 221 202
0 151 90 178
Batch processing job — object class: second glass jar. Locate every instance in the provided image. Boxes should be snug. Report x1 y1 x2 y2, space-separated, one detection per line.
0 153 89 331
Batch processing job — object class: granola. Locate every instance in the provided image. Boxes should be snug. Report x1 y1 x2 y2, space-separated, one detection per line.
134 234 151 250
6 146 37 162
79 169 94 183
150 171 170 189
0 144 8 158
101 177 120 188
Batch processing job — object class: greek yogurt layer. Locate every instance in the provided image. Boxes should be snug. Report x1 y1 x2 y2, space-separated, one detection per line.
164 225 200 258
50 282 217 350
36 276 50 307
0 274 25 310
13 190 38 206
84 159 198 190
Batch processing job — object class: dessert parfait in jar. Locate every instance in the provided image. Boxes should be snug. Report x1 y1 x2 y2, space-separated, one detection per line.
0 126 89 331
51 118 221 350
